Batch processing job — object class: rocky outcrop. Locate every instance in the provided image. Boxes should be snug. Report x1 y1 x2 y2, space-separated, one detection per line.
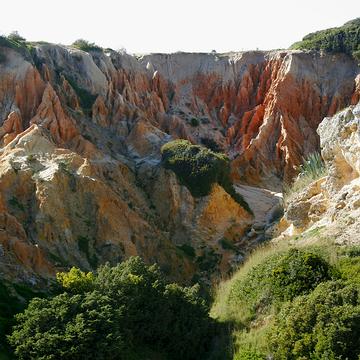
0 123 252 283
280 101 360 245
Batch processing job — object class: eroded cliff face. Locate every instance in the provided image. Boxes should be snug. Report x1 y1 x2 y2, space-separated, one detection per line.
0 43 358 283
279 101 360 245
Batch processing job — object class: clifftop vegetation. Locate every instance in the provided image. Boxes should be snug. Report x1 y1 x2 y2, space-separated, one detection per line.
291 18 360 61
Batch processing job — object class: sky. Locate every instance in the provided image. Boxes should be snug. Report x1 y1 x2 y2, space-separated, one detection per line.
1 0 359 54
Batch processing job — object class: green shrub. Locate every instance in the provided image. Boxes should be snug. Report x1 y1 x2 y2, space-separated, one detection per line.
71 39 102 52
291 18 360 60
338 246 360 285
190 117 200 127
0 35 32 62
161 140 252 213
7 31 26 43
9 257 213 360
229 249 333 320
270 248 333 301
219 238 237 251
201 137 223 153
269 281 360 360
177 244 196 258
234 349 266 360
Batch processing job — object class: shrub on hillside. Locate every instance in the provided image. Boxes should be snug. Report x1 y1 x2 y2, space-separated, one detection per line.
71 39 102 52
161 140 252 213
8 257 213 360
229 249 333 319
7 31 26 43
269 281 360 359
200 137 224 153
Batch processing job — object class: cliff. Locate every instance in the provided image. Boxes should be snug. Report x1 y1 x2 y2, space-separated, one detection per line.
0 42 359 283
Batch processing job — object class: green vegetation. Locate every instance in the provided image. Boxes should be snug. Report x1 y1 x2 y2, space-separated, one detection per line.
190 117 200 127
228 249 333 323
201 137 224 153
71 39 102 52
212 242 360 359
7 31 26 43
8 197 25 212
64 75 97 111
291 18 360 60
270 281 360 359
0 281 43 359
176 244 196 258
219 238 237 251
284 152 327 203
8 257 213 360
161 140 252 213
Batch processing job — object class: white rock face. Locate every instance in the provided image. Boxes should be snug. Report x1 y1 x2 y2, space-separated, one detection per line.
319 102 360 194
281 101 360 245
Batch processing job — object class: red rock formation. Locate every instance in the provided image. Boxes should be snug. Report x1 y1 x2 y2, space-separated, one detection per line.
0 44 359 282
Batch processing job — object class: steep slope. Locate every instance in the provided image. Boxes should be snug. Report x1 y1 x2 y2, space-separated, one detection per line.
0 42 359 283
212 101 360 359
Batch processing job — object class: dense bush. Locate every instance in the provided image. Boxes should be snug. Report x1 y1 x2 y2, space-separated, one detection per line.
291 18 360 60
161 140 252 213
269 281 360 359
8 257 213 360
9 292 124 360
71 39 102 52
229 249 333 319
190 117 200 127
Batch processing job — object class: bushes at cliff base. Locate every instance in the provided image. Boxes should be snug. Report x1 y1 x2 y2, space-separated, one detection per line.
8 257 213 360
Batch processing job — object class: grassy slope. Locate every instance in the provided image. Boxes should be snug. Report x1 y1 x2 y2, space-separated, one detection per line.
211 228 360 359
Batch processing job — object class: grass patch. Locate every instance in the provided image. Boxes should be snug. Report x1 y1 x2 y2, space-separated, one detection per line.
284 152 327 203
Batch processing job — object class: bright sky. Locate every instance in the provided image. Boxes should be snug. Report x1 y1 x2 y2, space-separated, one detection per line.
1 0 359 54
